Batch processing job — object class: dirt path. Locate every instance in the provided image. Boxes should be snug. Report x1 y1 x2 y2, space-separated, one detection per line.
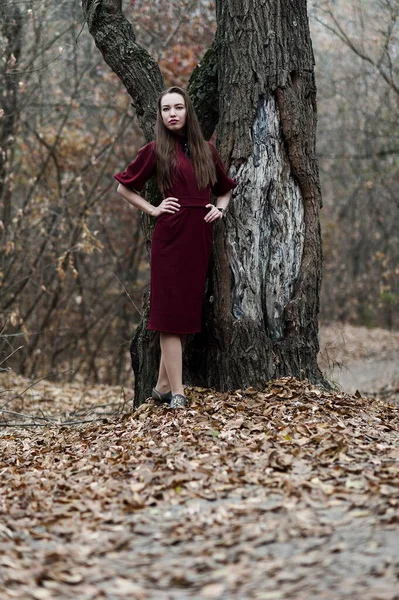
326 355 399 395
319 323 399 400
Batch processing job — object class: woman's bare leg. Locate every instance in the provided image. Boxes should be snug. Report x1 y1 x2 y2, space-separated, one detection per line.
181 334 187 351
155 354 171 393
155 335 187 393
159 332 184 396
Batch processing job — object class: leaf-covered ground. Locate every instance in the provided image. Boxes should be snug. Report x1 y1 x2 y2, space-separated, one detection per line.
1 373 398 600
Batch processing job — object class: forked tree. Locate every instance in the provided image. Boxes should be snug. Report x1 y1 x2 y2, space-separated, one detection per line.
83 0 327 405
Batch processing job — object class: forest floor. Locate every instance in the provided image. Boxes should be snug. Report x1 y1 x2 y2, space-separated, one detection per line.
0 324 398 600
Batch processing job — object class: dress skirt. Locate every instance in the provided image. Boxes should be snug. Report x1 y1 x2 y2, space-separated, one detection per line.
147 197 214 334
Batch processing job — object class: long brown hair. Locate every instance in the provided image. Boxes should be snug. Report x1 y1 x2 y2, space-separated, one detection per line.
155 86 217 194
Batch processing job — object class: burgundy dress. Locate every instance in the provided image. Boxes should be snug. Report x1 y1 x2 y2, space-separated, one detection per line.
114 138 237 334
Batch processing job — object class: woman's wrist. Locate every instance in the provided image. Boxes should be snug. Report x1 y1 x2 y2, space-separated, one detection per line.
215 191 231 213
216 207 225 218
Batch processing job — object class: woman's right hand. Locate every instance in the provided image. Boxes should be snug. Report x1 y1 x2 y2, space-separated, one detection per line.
151 197 180 218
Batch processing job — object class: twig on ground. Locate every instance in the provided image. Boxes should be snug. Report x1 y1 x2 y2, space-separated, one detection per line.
0 417 118 428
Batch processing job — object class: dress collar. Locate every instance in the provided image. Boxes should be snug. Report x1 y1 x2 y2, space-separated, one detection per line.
176 135 190 158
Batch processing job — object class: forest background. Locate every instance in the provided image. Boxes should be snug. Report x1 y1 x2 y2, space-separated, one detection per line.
1 0 398 387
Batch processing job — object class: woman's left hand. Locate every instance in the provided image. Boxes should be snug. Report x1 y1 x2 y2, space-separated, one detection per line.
204 204 223 223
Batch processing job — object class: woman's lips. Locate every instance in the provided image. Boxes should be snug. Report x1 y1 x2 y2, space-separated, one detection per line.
169 120 178 124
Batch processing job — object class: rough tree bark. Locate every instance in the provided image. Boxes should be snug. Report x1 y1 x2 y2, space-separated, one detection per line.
83 0 327 405
189 0 326 390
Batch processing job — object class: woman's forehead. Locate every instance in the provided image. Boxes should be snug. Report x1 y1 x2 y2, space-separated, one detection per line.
161 92 185 107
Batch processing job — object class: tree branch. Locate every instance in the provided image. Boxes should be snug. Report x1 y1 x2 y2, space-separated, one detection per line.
188 39 219 140
81 0 164 140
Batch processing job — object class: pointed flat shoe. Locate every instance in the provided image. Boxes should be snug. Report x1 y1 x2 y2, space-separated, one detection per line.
152 388 172 404
170 394 187 408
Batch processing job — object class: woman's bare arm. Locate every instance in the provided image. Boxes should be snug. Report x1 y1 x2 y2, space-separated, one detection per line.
116 184 180 218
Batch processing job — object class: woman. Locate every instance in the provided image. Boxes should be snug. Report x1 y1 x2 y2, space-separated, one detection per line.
114 86 237 408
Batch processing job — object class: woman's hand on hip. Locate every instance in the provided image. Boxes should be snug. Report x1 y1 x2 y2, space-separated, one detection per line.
204 204 223 223
152 197 180 218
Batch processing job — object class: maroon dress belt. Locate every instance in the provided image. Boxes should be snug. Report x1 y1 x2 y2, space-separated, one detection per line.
166 195 210 208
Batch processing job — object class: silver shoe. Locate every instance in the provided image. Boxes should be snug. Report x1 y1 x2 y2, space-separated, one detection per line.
152 388 172 404
170 394 187 408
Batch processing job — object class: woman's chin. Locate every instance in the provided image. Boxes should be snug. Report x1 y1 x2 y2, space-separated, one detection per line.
167 124 186 134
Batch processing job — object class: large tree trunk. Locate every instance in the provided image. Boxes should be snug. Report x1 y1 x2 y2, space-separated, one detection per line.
184 0 326 390
83 0 327 406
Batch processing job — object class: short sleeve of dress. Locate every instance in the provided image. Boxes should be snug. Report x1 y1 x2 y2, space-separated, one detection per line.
114 141 156 192
208 143 238 197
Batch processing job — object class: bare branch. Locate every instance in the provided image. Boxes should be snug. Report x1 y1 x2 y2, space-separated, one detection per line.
81 0 164 140
313 0 399 96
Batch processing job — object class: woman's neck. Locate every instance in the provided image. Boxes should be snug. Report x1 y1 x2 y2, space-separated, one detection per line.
172 129 186 138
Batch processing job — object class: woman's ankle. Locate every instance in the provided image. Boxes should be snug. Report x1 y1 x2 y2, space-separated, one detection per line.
171 387 185 396
155 381 171 393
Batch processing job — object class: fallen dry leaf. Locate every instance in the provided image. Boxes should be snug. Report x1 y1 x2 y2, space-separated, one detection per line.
0 371 398 599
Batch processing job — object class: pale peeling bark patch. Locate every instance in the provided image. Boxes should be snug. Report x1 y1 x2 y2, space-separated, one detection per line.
227 95 304 340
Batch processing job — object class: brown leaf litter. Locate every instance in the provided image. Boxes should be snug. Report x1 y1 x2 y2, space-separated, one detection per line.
0 373 398 599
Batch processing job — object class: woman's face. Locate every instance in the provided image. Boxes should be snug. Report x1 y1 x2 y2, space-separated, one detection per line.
160 92 187 134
